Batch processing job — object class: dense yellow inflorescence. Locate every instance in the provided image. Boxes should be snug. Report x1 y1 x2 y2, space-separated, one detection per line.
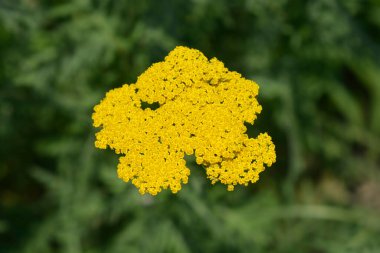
92 46 276 195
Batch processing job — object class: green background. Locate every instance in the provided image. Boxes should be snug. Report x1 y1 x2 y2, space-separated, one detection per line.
1 0 380 252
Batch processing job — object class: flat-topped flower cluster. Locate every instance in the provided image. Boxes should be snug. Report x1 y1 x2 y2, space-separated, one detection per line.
92 46 276 195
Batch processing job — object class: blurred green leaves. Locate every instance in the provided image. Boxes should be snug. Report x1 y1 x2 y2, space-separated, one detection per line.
1 0 380 252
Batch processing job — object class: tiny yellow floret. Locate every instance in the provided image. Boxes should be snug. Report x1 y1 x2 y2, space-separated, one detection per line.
92 46 276 195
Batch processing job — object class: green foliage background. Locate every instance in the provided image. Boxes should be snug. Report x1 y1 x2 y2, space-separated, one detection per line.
1 0 380 252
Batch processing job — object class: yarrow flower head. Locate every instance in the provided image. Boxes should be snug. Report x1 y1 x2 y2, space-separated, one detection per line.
92 46 276 195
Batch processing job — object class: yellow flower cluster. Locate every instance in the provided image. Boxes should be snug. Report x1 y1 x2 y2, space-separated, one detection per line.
92 46 276 195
